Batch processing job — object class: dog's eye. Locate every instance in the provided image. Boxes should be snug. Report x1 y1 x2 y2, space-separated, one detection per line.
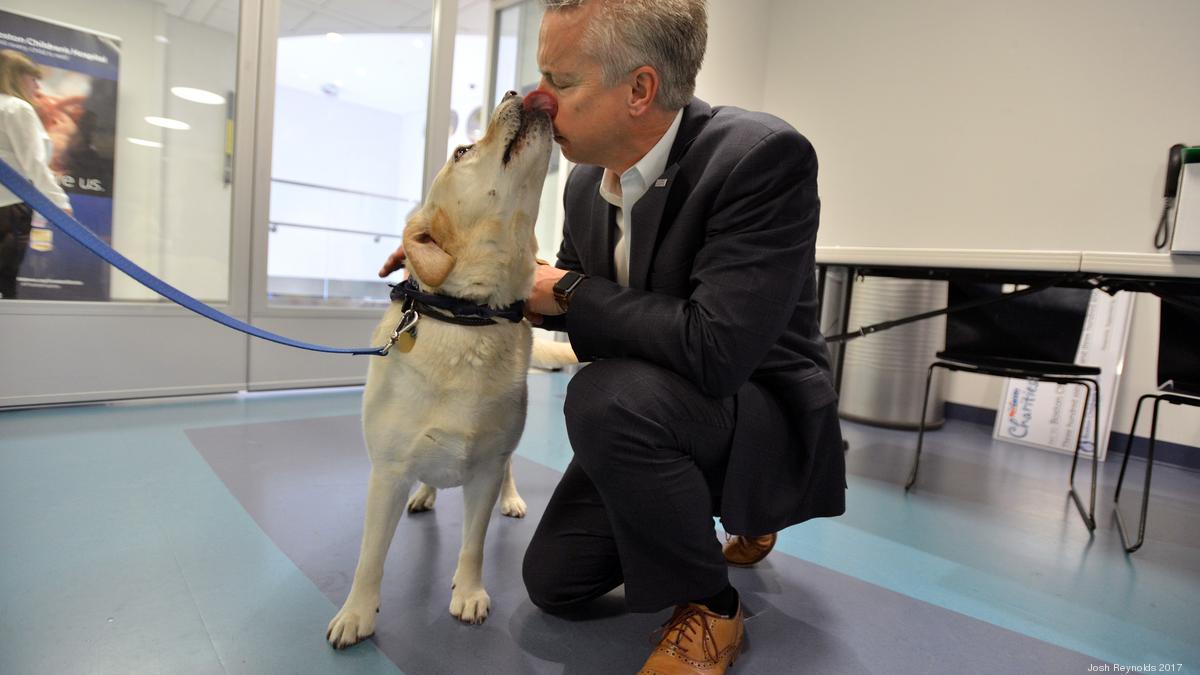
453 144 474 162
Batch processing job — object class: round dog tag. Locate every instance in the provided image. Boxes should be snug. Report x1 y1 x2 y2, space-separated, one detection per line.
395 328 417 353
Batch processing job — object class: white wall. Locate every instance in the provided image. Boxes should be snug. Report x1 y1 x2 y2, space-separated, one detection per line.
694 0 771 111
763 0 1200 254
695 0 1200 447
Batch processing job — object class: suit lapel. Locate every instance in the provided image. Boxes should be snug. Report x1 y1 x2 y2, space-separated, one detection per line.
626 98 713 290
588 187 617 281
628 164 680 290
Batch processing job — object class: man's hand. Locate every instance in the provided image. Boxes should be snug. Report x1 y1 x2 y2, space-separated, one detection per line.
525 262 568 325
379 244 406 277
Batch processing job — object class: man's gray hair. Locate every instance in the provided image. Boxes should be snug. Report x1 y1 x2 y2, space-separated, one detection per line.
542 0 707 110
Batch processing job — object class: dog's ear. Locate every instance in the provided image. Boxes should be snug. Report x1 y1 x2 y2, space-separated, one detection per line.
403 208 457 287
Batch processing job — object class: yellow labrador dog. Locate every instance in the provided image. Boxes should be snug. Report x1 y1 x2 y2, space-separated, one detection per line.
327 90 557 649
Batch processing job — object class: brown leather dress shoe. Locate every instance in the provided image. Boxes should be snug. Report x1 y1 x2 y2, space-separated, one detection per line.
638 603 744 674
722 533 777 567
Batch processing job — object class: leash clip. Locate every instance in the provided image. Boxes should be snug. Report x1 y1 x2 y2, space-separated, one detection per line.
381 307 420 356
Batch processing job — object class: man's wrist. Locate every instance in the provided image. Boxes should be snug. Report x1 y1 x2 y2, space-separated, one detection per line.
552 271 586 311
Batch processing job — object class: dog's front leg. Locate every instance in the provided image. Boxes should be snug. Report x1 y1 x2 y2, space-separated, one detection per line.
450 458 506 624
327 468 413 649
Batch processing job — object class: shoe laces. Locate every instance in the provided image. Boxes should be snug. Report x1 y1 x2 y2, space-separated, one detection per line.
650 604 720 662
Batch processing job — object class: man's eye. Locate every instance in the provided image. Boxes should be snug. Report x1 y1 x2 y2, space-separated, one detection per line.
453 144 474 161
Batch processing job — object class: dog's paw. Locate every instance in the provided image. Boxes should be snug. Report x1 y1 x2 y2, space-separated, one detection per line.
326 606 377 649
407 484 437 513
499 494 527 518
449 586 491 625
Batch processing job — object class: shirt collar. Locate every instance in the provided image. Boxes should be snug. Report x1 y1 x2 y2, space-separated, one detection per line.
598 109 684 209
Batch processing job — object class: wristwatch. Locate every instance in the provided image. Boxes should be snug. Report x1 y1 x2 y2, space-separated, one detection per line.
552 271 586 311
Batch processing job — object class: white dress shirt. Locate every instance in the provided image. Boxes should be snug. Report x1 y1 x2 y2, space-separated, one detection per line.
0 93 71 210
598 109 684 287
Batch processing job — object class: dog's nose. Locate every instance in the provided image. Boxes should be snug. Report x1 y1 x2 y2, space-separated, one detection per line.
523 90 558 119
502 90 519 102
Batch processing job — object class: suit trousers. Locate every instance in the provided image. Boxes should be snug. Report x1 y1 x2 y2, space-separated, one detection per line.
522 357 736 613
0 203 33 299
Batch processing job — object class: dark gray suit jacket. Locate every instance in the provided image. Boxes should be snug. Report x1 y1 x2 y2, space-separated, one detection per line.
548 97 846 534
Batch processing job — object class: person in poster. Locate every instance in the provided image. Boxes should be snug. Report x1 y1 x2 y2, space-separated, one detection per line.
0 48 72 299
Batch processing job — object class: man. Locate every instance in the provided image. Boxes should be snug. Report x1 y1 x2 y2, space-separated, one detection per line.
380 1 844 670
520 1 846 672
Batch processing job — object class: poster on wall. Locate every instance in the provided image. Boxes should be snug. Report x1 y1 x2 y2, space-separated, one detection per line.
0 9 118 301
993 290 1135 462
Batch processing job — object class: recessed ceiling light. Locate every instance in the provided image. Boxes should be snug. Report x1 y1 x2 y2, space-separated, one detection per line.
171 87 225 105
154 35 169 44
127 137 163 148
326 32 343 42
144 116 190 130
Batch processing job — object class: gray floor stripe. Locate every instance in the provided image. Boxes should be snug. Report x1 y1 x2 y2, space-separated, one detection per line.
187 414 1105 675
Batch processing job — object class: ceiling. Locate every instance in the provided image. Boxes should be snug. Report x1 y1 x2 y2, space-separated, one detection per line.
152 0 491 37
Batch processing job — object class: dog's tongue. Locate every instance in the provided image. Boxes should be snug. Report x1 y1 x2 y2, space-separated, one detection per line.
523 90 558 119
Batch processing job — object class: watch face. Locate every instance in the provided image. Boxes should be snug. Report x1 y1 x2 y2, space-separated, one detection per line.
553 272 581 307
554 272 578 294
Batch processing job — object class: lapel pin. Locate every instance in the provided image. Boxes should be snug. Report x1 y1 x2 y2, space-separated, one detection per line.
654 178 669 188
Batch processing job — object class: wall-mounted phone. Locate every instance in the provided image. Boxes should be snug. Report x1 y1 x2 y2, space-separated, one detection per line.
1155 143 1187 249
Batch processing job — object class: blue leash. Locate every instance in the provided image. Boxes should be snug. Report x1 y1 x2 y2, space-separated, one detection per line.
0 158 388 355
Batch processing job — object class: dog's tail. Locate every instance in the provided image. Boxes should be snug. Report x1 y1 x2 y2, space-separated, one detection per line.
531 338 580 369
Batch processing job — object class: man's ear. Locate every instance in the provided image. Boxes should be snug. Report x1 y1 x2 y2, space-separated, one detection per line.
402 208 456 286
628 66 659 116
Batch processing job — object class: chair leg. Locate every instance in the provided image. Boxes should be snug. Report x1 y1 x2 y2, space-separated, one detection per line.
1067 378 1099 531
1115 395 1164 553
1113 394 1153 504
906 363 940 491
1088 377 1101 527
1067 381 1085 484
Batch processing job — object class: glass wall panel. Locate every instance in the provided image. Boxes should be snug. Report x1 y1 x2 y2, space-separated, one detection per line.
0 0 239 303
266 1 436 308
492 0 563 262
445 0 490 160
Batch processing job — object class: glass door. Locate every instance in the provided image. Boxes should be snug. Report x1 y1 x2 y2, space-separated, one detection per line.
0 0 502 406
245 0 497 390
491 0 567 263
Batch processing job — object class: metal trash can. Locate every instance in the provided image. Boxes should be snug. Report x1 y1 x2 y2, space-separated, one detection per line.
829 275 948 429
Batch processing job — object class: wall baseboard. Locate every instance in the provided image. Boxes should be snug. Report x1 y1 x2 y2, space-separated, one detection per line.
944 402 999 427
944 403 1200 472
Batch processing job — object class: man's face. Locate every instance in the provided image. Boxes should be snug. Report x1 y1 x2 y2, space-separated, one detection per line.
537 5 630 170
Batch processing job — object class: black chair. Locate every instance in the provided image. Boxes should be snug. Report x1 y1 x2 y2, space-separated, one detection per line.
906 281 1102 531
1113 295 1200 553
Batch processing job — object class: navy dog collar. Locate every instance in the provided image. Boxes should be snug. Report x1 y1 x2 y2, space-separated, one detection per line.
389 278 525 326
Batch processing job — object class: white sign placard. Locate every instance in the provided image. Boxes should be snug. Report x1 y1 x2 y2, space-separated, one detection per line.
993 290 1135 461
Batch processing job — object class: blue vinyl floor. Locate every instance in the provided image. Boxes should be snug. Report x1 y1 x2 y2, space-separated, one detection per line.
1 372 1198 674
